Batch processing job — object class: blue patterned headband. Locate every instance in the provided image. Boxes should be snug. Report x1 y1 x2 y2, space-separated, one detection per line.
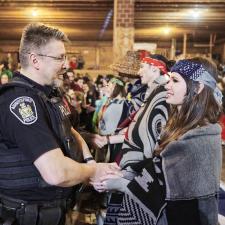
171 59 223 105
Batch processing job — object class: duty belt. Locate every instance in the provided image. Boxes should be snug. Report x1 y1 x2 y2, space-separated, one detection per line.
0 195 72 225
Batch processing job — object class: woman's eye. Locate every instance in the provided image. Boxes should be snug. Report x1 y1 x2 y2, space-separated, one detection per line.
172 78 178 83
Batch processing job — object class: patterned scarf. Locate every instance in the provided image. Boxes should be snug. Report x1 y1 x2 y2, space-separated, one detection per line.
105 157 167 225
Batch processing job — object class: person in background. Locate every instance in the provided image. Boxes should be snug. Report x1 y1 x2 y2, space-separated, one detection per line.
91 51 148 150
0 72 10 84
110 50 148 117
69 56 77 70
0 60 13 79
80 82 96 132
73 77 84 92
77 54 85 69
97 77 127 162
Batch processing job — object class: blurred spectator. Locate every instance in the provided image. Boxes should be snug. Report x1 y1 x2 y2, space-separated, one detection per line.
0 60 13 79
77 55 85 69
7 53 13 70
64 69 83 92
69 56 77 70
73 77 84 92
66 69 75 82
0 73 10 85
80 82 96 131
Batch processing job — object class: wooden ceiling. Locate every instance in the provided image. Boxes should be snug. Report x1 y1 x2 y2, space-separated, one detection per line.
0 0 225 43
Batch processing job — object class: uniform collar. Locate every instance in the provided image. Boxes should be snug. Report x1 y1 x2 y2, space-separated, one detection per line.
13 71 54 97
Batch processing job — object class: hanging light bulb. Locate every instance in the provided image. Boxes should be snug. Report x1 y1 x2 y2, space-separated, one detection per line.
32 9 38 17
163 26 171 35
190 9 201 19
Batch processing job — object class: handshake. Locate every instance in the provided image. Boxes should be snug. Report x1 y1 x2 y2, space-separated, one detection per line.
90 162 130 193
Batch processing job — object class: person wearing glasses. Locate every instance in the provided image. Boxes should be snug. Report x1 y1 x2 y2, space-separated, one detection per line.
0 23 120 225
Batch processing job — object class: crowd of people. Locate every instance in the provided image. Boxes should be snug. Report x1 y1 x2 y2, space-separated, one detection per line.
0 23 224 225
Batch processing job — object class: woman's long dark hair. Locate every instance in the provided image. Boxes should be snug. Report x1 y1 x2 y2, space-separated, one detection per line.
155 57 222 155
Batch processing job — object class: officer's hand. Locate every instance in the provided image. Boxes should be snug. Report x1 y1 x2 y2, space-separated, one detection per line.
90 162 121 183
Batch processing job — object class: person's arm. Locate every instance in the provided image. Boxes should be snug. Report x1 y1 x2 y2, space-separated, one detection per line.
82 133 125 149
80 131 107 149
34 148 121 187
106 134 125 144
71 127 94 162
91 173 129 193
97 134 125 147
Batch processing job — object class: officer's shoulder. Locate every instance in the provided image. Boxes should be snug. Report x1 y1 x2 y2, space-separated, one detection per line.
1 83 33 94
0 84 38 105
0 85 40 125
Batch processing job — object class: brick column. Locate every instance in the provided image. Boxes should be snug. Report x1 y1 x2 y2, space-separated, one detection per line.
113 0 135 62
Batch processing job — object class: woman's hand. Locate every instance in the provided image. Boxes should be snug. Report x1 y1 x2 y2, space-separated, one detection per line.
91 171 129 193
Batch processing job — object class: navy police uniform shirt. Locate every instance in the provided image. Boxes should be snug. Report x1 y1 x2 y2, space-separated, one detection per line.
0 73 59 162
0 72 70 201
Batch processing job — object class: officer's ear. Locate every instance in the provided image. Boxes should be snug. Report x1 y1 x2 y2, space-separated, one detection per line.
29 53 40 70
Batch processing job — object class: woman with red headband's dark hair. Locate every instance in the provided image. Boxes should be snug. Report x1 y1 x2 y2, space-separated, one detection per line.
92 54 173 225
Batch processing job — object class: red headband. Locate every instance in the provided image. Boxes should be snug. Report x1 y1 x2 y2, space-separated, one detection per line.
142 57 168 74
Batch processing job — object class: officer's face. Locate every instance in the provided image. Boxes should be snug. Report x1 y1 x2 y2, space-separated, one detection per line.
39 40 68 85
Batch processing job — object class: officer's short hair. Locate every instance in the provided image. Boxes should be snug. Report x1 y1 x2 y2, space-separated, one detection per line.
19 23 69 68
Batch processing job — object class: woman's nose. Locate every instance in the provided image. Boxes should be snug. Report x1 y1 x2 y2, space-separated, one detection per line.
164 80 171 90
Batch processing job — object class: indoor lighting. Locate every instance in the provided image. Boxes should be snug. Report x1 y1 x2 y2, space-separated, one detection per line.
190 9 201 19
32 9 38 17
163 27 171 35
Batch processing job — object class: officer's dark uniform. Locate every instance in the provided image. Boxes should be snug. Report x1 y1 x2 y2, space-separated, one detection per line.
0 72 82 225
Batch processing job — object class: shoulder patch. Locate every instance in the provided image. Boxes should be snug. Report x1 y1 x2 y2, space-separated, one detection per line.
10 96 38 125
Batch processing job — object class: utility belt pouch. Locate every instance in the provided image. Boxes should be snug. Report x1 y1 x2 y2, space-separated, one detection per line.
38 206 62 225
0 195 66 225
16 204 38 225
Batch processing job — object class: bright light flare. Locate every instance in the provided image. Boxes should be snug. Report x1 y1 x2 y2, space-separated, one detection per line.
32 9 38 17
190 9 201 19
163 27 171 35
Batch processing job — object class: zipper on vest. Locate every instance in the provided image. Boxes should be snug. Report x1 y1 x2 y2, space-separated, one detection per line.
65 137 71 153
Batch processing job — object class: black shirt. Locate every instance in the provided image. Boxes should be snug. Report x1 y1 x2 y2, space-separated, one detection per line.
0 73 69 202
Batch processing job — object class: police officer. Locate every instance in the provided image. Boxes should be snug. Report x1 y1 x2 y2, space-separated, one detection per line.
0 23 120 225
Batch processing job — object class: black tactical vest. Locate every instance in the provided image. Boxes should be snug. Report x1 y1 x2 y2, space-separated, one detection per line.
0 78 83 193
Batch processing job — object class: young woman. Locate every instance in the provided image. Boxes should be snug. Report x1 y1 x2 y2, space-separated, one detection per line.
98 77 127 137
155 57 223 225
94 57 223 225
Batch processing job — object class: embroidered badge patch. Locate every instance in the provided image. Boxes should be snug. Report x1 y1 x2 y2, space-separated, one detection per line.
10 96 38 125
